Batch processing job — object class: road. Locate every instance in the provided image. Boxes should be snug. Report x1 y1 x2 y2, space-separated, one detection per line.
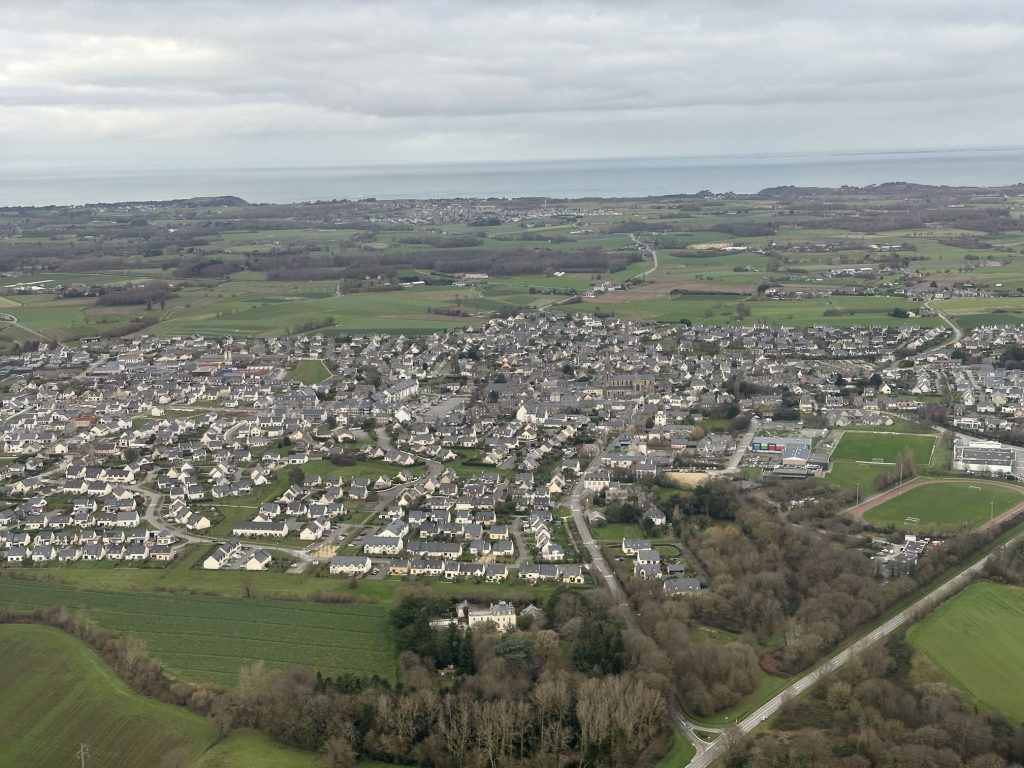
630 234 659 281
685 526 1024 767
925 300 963 346
0 313 48 341
138 476 318 571
566 438 727 754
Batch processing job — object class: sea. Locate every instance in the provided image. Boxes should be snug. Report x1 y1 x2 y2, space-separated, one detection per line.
3 148 1024 207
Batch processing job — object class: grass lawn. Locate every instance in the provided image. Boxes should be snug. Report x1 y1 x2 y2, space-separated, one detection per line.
288 358 332 385
0 623 217 768
909 581 1024 722
831 431 936 465
654 732 697 768
864 482 1023 532
195 731 325 768
592 522 646 542
0 578 398 687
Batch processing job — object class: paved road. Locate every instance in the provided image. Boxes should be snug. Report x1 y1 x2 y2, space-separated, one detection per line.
0 313 49 341
686 527 1024 767
630 234 659 280
565 438 723 754
923 300 963 353
138 476 317 571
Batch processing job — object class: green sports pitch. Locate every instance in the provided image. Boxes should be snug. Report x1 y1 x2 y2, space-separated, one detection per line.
862 482 1023 532
831 431 936 465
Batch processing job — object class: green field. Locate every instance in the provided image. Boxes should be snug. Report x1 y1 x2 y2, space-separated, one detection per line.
592 522 647 542
194 731 324 768
0 579 397 687
827 432 937 492
909 581 1024 722
831 431 936 465
0 623 396 767
863 482 1023 532
288 358 332 385
0 623 217 768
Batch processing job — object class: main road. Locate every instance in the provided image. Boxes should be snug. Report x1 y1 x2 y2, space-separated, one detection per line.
685 525 1024 767
564 419 1023 764
566 436 720 754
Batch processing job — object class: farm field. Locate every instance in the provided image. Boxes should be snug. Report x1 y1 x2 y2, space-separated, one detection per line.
0 623 217 768
569 294 946 328
0 579 397 686
863 481 1023 532
909 581 1024 722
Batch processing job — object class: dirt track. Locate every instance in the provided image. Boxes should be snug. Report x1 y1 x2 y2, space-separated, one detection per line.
845 476 1024 531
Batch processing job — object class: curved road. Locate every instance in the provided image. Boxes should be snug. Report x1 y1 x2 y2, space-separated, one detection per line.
0 313 48 341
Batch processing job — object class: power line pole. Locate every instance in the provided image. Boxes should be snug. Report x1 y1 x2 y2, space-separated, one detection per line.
77 744 89 768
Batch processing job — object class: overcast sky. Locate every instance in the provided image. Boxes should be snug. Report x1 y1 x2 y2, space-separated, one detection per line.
2 0 1024 171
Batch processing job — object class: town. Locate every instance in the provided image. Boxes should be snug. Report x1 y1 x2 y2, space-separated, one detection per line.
1 310 1021 594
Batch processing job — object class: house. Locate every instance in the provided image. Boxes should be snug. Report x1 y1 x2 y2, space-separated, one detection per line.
664 577 703 596
150 544 175 562
636 549 661 566
31 545 56 562
621 538 651 556
466 601 517 632
232 520 288 538
362 535 404 556
246 550 272 571
643 506 668 528
330 555 372 576
203 542 239 570
299 521 325 541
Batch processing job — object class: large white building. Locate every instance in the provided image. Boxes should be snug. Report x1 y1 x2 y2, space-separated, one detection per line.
952 438 1015 476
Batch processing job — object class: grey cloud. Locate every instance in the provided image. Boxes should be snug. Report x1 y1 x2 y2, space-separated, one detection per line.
1 0 1023 169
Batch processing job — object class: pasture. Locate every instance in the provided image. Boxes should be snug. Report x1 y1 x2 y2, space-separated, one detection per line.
862 481 1023 532
909 581 1024 722
0 579 397 687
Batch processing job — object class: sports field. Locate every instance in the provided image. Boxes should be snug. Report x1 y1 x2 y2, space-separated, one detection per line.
863 482 1023 532
831 431 936 464
909 581 1024 722
288 358 332 384
0 579 397 687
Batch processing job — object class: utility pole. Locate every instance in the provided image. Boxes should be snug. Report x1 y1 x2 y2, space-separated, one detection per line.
991 500 995 522
77 744 89 768
856 483 860 506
